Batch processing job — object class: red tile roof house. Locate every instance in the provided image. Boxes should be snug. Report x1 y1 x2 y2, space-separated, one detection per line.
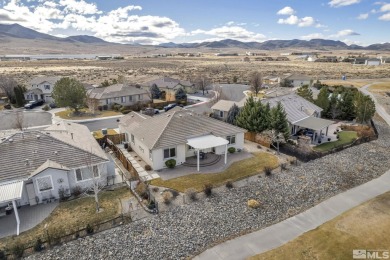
119 108 246 171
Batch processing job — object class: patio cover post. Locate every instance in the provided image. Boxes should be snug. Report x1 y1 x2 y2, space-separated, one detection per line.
197 150 200 172
224 144 227 164
12 200 20 236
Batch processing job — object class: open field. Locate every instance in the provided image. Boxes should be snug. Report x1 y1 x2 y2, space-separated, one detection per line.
1 54 390 88
150 152 279 192
0 187 131 250
249 191 390 260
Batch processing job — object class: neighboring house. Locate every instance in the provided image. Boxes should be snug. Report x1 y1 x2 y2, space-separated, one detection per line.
0 122 114 234
353 58 368 65
119 109 246 171
211 100 245 121
142 77 196 101
283 74 312 88
365 58 381 66
87 84 150 109
263 75 281 85
24 76 61 103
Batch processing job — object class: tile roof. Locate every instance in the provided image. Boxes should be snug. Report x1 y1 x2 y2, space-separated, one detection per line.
30 160 70 178
29 76 61 86
87 84 148 100
142 77 193 89
0 123 108 183
120 109 246 150
284 74 312 81
211 100 243 112
261 94 322 123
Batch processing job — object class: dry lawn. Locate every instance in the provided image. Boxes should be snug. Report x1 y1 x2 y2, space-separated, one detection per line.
369 82 390 92
321 79 374 88
55 109 121 120
92 129 118 139
249 191 390 260
151 152 279 192
0 187 131 250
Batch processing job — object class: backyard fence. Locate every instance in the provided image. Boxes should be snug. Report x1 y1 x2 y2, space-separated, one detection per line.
96 133 126 146
244 132 271 148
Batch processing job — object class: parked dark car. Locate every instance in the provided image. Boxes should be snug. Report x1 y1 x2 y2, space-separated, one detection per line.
3 103 11 109
24 99 44 109
49 102 57 108
164 103 177 111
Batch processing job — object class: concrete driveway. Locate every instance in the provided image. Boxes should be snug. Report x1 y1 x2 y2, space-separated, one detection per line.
0 110 52 130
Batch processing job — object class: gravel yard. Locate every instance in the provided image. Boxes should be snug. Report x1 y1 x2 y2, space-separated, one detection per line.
27 121 390 260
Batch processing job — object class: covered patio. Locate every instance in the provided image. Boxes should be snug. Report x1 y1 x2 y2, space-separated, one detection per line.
292 117 335 144
186 134 229 172
0 180 24 236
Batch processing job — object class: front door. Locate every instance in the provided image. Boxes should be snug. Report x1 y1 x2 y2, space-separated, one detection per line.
26 183 37 206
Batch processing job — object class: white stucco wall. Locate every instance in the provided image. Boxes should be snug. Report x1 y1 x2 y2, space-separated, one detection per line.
129 135 153 167
152 144 186 170
31 168 70 203
67 162 109 191
292 80 311 88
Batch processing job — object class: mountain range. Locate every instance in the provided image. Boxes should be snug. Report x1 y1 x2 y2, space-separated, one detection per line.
1 23 390 51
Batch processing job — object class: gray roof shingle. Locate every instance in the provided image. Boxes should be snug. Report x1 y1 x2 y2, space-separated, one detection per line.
87 84 148 100
29 76 61 86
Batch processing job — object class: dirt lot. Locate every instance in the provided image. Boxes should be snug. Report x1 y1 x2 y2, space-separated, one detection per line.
1 55 390 87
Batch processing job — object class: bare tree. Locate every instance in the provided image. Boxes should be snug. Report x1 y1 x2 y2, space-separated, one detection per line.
0 76 18 102
86 97 100 114
195 75 211 96
250 71 263 96
262 130 286 154
84 154 107 213
13 111 24 130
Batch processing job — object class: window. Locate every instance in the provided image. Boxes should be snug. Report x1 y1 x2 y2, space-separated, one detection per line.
106 98 111 105
36 176 53 192
163 147 176 159
93 165 99 178
131 134 135 144
121 96 126 103
139 94 143 100
227 135 236 145
114 97 120 101
129 95 133 101
44 85 50 90
188 145 194 151
76 169 83 181
76 167 99 182
219 111 224 118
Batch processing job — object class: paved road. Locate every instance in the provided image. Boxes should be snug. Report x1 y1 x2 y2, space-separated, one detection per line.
195 84 390 260
78 117 122 131
0 110 52 130
218 84 250 102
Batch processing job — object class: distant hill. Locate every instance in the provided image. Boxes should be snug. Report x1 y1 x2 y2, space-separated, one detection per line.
0 23 59 41
65 35 109 44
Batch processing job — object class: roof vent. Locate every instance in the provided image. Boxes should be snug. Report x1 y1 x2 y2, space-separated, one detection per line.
8 138 13 143
46 132 50 135
36 135 41 140
25 159 30 166
54 151 58 155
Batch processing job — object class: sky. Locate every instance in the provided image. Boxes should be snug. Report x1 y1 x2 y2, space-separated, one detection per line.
0 0 389 46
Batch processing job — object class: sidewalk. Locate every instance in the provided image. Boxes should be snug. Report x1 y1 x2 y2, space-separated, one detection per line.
49 107 124 124
194 169 390 260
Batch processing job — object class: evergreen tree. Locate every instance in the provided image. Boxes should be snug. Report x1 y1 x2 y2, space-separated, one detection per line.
315 86 330 111
225 103 240 125
13 85 26 107
327 93 341 119
149 84 161 99
175 87 187 102
355 92 375 123
52 77 86 113
271 101 290 140
236 96 257 132
296 85 314 102
339 89 356 120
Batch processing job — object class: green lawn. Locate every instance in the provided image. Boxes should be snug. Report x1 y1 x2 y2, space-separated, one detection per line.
314 131 358 152
250 191 390 260
151 152 279 192
55 109 121 120
0 187 131 250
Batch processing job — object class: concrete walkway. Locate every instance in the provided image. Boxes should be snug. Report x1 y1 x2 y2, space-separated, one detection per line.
194 170 390 260
195 84 390 260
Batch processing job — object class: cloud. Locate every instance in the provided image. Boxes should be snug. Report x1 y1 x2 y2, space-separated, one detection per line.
300 33 326 40
277 6 295 15
59 0 101 15
380 3 390 12
328 0 361 7
190 25 266 42
379 12 390 20
278 15 316 27
226 21 234 26
330 29 360 37
376 2 390 21
357 13 369 19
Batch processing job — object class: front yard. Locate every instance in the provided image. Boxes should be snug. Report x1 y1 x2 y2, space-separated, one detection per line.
314 131 358 152
151 152 279 192
55 109 121 120
0 187 131 250
250 191 390 260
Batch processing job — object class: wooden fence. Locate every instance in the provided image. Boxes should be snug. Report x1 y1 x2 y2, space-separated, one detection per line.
96 133 126 146
244 132 271 148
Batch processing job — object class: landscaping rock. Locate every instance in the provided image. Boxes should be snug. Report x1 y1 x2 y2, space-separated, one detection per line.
26 121 390 260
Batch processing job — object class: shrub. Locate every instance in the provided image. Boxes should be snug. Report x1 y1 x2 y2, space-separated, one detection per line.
135 182 148 199
228 147 236 153
162 191 173 204
264 166 272 176
203 183 213 196
328 137 331 141
34 238 44 252
281 163 287 170
11 242 24 258
185 188 197 201
42 104 50 111
71 186 82 197
112 103 122 112
257 145 262 149
337 135 340 139
121 109 132 114
145 165 152 171
225 180 234 189
169 189 179 198
152 187 159 192
165 159 176 168
86 224 94 234
247 199 261 209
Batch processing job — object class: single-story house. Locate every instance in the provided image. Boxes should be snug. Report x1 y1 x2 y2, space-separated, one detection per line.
142 77 196 101
24 76 61 103
119 108 246 171
0 122 114 235
87 84 150 109
365 58 381 66
211 99 245 121
263 75 281 85
283 74 312 88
